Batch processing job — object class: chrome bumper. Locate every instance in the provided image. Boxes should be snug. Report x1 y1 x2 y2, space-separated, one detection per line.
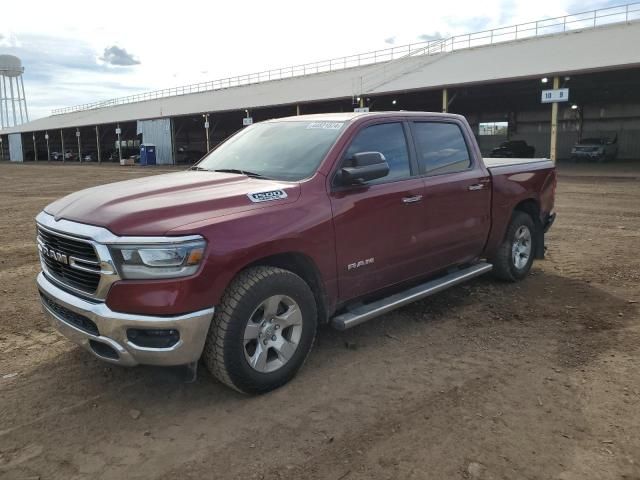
37 272 214 367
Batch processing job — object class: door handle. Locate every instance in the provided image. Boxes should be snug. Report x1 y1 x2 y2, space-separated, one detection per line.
402 195 423 204
468 183 486 191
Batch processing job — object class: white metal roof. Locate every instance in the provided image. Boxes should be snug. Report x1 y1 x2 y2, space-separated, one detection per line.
3 20 640 135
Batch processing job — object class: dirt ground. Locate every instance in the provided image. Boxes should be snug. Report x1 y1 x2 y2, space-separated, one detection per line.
0 161 638 480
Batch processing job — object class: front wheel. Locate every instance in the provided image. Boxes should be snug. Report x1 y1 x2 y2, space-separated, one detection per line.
490 211 536 282
202 266 317 394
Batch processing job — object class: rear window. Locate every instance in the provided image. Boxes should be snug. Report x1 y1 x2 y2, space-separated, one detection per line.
412 122 471 175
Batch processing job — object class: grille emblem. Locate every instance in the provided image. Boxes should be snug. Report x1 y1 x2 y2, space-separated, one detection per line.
38 243 69 265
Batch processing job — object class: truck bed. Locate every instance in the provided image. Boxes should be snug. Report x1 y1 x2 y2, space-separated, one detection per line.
481 156 556 260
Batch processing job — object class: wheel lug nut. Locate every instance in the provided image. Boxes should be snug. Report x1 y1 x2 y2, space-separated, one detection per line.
263 340 268 345
271 335 276 341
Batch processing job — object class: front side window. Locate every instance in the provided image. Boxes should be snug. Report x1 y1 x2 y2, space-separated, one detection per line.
412 122 471 175
343 122 410 183
196 120 345 181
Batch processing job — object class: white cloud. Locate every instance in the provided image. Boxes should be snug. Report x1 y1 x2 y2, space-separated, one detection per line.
1 0 588 119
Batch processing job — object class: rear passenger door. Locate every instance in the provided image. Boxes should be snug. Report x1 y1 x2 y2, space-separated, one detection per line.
410 120 491 272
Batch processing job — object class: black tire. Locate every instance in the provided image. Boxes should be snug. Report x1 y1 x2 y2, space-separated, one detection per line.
490 211 536 282
202 266 317 394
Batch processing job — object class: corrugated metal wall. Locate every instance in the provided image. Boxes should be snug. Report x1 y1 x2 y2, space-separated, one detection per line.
136 118 173 165
8 133 23 162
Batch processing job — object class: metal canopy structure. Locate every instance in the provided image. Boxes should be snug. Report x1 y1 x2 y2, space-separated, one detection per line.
2 18 640 137
48 2 640 116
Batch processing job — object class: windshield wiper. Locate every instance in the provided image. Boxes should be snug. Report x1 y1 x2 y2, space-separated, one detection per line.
212 168 269 179
190 166 210 171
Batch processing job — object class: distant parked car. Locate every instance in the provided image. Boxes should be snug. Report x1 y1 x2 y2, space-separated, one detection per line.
489 140 535 158
571 135 618 162
81 151 97 162
64 150 77 161
50 151 65 161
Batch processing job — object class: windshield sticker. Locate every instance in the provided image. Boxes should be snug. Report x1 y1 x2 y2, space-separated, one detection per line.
247 190 289 203
306 122 344 130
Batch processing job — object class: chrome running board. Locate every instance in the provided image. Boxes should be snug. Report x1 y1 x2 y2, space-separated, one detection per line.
331 262 492 330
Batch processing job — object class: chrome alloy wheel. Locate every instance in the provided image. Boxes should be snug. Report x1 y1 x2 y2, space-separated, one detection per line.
243 295 303 373
511 225 532 270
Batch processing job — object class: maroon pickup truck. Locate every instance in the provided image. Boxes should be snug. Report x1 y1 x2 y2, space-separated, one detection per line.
36 112 556 393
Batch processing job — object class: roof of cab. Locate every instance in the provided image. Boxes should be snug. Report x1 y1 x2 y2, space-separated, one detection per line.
266 111 463 123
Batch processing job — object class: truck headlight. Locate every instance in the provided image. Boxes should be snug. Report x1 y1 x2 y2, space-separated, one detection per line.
109 240 206 279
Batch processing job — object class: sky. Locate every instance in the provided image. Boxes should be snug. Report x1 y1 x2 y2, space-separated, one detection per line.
0 0 623 119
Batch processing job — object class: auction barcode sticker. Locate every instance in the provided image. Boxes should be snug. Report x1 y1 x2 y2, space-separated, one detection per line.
306 122 344 130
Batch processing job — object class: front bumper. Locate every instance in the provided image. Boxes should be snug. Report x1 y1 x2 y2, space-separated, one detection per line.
37 272 214 366
571 152 604 160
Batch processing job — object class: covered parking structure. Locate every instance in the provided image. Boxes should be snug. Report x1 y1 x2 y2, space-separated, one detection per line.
2 3 640 164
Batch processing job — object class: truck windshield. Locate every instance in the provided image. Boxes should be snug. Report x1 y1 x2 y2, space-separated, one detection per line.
195 120 346 181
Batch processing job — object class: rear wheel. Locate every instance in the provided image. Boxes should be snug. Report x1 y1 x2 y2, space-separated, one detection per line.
202 266 317 394
491 211 536 282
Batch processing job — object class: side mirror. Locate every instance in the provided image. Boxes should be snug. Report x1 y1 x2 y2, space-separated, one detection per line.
338 151 390 185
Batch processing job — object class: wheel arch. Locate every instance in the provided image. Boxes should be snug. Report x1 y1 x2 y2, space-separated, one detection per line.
243 252 330 324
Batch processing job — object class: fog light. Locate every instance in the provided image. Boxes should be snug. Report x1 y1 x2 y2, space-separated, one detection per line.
127 329 180 348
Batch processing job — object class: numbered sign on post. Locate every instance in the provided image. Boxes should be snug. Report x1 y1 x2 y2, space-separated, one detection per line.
541 88 569 103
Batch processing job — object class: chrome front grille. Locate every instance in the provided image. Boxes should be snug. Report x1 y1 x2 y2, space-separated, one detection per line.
37 227 98 259
37 226 102 295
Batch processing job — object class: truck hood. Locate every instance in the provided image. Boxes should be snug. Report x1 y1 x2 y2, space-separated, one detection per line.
44 171 301 236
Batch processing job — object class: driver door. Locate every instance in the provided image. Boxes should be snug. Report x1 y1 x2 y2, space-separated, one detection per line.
329 121 429 302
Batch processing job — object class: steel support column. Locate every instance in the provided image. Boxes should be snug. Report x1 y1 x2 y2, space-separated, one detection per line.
76 128 81 162
116 124 122 164
61 130 65 163
95 125 101 163
550 76 559 163
203 113 210 152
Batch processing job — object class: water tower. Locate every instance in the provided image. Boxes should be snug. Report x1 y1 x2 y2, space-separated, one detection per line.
0 55 29 128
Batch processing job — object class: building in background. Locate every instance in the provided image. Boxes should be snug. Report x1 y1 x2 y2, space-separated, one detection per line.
1 3 640 164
